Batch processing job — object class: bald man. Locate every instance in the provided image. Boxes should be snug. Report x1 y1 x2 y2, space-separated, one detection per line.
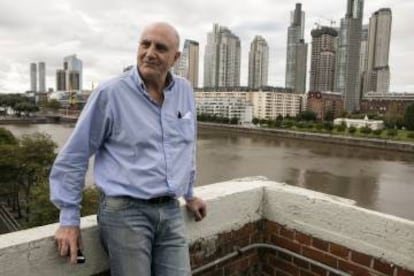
50 22 206 275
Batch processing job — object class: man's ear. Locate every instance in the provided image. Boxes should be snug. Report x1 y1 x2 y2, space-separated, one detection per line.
174 51 181 63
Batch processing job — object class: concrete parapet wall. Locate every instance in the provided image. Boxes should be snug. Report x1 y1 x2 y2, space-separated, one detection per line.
0 177 413 275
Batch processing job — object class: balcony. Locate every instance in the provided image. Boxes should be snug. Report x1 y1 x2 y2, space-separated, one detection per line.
1 177 413 275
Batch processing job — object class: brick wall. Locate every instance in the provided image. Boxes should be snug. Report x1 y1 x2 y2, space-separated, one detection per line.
190 219 414 276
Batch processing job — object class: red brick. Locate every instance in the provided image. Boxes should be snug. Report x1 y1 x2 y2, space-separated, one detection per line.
280 227 295 240
279 251 293 262
299 270 316 276
264 220 281 235
224 256 249 274
351 251 372 267
295 232 312 246
373 259 395 275
329 243 349 259
263 263 276 275
398 268 414 276
312 238 329 252
311 264 328 276
294 257 310 269
272 236 301 254
276 270 291 276
274 258 300 275
338 260 372 275
302 247 338 268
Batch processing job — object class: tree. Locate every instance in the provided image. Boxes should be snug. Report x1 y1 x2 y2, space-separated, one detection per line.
403 104 414 130
252 117 259 125
45 99 61 113
298 110 317 121
324 110 335 122
384 103 404 129
17 133 57 221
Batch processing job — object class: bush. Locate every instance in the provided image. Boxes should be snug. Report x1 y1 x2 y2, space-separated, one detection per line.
360 127 372 135
323 122 334 131
386 129 398 137
407 132 414 139
315 123 323 130
348 126 357 134
335 123 346 132
372 129 383 136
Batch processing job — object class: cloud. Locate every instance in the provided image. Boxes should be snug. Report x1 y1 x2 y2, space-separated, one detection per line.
0 0 413 93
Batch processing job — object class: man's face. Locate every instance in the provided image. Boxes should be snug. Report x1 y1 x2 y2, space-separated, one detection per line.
137 24 180 82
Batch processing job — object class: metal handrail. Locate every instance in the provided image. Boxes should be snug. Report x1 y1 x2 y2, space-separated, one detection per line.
192 242 350 276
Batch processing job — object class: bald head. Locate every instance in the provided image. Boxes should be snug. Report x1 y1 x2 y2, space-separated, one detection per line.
141 22 180 51
137 22 181 86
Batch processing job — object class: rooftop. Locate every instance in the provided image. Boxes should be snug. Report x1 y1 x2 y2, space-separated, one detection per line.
1 177 413 275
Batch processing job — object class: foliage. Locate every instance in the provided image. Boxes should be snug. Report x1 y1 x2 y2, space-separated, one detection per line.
359 127 372 135
403 104 414 130
386 129 398 137
0 94 37 116
323 122 334 131
0 127 18 145
348 126 357 134
372 129 383 136
252 117 259 125
276 114 283 121
324 110 335 121
335 123 346 132
45 99 61 111
384 103 404 129
407 132 414 139
297 110 317 121
27 182 100 228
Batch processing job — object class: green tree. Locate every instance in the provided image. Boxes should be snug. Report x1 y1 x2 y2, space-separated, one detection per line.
252 117 259 125
45 99 61 113
324 110 335 121
384 103 404 129
298 110 317 121
17 133 57 220
403 104 414 130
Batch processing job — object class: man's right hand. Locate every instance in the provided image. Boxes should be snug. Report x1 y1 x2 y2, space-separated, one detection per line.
54 226 82 264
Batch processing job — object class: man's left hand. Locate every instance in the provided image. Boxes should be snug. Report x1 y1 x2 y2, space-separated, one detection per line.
186 197 207 222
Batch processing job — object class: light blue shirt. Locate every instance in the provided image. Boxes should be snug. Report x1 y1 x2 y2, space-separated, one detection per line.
50 67 196 226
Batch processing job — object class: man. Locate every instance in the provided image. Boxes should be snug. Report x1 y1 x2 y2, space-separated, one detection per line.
50 22 206 275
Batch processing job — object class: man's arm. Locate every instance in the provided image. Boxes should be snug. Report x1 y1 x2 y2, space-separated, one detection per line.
50 88 112 263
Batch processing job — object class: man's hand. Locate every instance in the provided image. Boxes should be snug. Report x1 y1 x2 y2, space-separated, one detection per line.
186 197 207 222
55 226 82 264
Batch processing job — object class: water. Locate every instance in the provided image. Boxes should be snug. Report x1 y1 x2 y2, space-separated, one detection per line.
2 124 414 221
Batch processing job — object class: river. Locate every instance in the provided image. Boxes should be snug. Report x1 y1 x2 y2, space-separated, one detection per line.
3 123 414 221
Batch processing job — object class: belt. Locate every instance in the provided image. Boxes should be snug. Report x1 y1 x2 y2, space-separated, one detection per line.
146 196 175 204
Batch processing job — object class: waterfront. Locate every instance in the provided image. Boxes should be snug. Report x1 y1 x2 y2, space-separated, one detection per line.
3 123 414 221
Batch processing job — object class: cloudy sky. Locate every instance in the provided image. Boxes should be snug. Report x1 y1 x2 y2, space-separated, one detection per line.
0 0 413 93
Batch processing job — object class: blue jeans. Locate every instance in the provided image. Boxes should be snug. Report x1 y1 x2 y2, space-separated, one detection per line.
97 195 191 276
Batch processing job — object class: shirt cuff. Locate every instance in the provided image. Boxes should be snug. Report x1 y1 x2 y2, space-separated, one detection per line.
59 208 81 226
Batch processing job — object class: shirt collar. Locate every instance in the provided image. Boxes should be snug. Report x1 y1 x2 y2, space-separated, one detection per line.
132 66 176 92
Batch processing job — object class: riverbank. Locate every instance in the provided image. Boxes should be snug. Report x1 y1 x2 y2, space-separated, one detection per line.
199 122 414 153
0 115 77 125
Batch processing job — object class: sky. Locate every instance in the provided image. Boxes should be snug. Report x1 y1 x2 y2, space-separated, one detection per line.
0 0 413 93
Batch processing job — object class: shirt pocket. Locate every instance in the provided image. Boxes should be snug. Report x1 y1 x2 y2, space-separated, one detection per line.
174 118 195 143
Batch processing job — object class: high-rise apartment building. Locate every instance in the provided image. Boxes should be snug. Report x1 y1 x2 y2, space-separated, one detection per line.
248 35 269 89
56 55 83 91
285 3 308 93
204 24 241 88
359 25 369 94
309 27 338 92
363 8 392 94
30 63 37 92
56 69 66 91
38 62 46 92
63 54 83 90
173 39 199 87
335 0 364 111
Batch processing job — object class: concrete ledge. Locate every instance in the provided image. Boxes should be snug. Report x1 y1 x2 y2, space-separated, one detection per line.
1 177 413 275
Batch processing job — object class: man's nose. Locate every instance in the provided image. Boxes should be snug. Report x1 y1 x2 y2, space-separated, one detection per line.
146 45 156 58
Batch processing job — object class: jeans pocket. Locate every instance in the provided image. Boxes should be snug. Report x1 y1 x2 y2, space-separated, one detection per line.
103 196 132 212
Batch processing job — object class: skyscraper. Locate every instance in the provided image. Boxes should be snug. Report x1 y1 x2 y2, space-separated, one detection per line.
173 39 199 87
63 54 83 90
335 0 364 111
30 63 37 92
310 27 338 92
56 69 66 91
248 35 269 89
38 62 46 92
285 3 308 93
359 25 369 94
204 24 241 88
363 8 392 94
